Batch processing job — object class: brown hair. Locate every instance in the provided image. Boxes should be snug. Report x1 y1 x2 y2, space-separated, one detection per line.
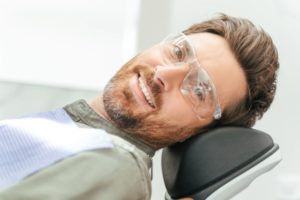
183 13 279 128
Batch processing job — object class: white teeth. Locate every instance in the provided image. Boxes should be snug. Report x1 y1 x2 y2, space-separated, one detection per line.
138 77 155 107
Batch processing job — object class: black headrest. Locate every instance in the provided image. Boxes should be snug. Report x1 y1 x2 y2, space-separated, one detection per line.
162 127 276 199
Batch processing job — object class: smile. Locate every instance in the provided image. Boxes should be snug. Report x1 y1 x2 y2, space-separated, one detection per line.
138 76 155 108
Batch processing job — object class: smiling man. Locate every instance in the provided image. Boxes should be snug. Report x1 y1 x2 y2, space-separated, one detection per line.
91 32 247 150
0 14 279 200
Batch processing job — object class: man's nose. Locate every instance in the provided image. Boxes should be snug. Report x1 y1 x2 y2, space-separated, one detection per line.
154 64 190 92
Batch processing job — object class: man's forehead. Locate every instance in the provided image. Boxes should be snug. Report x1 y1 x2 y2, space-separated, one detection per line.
187 33 230 61
187 32 247 111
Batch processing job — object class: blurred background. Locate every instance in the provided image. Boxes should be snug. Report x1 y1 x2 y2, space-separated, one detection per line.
0 0 299 199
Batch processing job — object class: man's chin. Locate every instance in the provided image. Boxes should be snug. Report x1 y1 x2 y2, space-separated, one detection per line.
108 109 138 129
102 92 137 130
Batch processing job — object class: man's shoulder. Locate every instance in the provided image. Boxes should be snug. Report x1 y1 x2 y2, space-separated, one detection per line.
0 149 151 200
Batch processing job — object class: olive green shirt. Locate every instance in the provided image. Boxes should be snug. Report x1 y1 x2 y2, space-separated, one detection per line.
0 100 155 200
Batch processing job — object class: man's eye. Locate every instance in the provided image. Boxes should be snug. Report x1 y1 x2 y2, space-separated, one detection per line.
173 46 184 61
194 87 205 101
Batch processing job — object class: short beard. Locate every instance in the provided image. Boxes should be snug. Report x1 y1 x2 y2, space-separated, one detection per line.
102 56 197 149
103 81 139 129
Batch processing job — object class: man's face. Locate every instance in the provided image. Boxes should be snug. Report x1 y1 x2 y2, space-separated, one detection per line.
103 32 247 148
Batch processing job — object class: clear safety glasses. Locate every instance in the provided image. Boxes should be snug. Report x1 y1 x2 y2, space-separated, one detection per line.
160 33 222 120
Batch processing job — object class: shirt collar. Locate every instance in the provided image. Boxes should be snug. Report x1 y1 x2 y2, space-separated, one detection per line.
64 99 156 157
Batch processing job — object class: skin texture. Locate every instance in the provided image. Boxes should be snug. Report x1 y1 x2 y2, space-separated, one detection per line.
90 32 247 149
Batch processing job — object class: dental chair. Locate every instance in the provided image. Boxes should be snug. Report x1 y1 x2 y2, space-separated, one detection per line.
162 127 281 200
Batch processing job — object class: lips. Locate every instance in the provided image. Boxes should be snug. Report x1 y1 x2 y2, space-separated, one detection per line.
138 76 155 108
129 73 156 109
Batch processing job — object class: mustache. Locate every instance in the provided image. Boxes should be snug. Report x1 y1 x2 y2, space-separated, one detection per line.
146 74 161 99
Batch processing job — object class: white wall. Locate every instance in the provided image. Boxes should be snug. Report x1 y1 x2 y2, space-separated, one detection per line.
0 0 139 90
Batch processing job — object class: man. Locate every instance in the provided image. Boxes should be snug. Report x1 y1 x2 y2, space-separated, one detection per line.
0 14 278 200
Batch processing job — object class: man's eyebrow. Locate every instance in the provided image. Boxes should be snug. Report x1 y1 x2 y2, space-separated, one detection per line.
185 42 193 56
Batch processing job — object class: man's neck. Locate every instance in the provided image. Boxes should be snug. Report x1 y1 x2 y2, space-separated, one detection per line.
89 94 112 122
